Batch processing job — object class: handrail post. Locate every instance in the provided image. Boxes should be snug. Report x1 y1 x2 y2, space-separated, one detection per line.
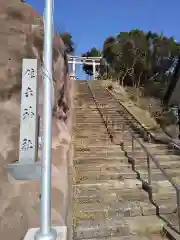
147 155 152 200
176 187 180 232
112 119 114 142
105 116 108 127
147 133 151 143
132 135 134 159
121 122 125 149
112 119 114 132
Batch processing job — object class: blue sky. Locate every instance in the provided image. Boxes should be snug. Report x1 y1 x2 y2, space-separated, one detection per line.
27 0 180 79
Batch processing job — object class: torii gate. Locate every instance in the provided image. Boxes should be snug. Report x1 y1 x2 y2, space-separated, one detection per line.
68 55 102 80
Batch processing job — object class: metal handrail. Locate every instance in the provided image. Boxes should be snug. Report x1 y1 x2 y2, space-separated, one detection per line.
125 126 178 188
100 94 180 231
108 116 180 232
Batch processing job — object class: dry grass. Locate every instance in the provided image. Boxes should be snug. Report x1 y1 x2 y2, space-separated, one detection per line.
107 83 178 138
126 86 177 126
123 86 178 138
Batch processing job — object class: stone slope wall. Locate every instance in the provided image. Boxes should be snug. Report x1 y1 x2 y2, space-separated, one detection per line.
0 1 73 239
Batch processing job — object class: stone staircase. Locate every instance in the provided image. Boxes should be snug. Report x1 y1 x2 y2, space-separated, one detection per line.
72 80 180 239
87 81 180 230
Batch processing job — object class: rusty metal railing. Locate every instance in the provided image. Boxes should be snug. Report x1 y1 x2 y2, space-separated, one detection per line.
106 114 180 232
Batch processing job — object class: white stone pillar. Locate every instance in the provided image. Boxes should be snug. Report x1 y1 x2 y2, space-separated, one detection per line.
92 60 96 80
70 72 76 80
19 59 39 164
7 59 41 181
72 58 76 77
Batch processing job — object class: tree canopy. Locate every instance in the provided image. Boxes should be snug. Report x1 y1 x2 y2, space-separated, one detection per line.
82 47 102 76
59 32 74 54
102 30 180 87
82 30 180 91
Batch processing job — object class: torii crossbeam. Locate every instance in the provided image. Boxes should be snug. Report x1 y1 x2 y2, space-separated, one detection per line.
68 55 102 80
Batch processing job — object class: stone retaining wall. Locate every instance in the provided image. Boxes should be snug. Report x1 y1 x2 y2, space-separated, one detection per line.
0 1 73 239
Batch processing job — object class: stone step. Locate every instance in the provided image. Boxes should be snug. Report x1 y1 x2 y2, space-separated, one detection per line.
75 112 101 114
75 115 102 118
74 132 108 136
124 142 169 151
125 148 179 156
74 215 165 239
74 198 176 220
74 119 103 121
75 113 102 115
75 137 110 140
76 142 112 147
74 129 106 132
74 156 126 164
75 141 112 146
129 158 180 170
75 145 176 160
75 163 180 189
75 124 104 127
154 178 180 189
75 135 109 138
152 196 177 214
75 116 102 117
75 145 122 151
76 150 179 162
75 189 151 205
75 135 109 139
75 162 131 171
75 136 109 140
75 111 100 113
128 159 176 171
74 128 106 130
75 123 118 126
141 154 180 162
74 184 176 206
75 150 123 156
160 213 180 231
74 132 108 135
75 179 143 192
75 159 180 171
150 180 175 193
75 124 106 126
75 117 103 120
74 200 157 220
75 109 99 111
74 130 106 132
73 181 148 200
83 235 168 240
76 168 137 182
73 158 128 165
75 142 112 146
74 137 109 140
75 138 110 142
137 168 180 182
75 178 176 196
